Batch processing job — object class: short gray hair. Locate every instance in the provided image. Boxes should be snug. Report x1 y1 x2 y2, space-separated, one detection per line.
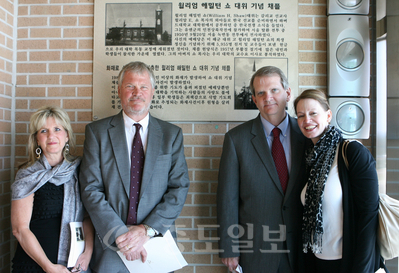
118 61 155 89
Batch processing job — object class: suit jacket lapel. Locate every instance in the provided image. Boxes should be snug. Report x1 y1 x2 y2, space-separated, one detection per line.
250 115 283 194
139 115 162 198
108 111 131 197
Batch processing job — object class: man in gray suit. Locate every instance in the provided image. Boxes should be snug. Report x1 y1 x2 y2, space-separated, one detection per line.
217 66 307 272
79 61 190 273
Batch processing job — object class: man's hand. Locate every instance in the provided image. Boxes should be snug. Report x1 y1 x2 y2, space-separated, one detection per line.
221 257 240 272
115 225 149 262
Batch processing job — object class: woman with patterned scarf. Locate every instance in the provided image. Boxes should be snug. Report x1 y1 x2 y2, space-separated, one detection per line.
293 89 386 273
11 106 94 273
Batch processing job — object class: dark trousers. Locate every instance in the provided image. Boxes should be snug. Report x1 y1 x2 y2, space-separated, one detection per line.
304 252 342 273
277 252 292 273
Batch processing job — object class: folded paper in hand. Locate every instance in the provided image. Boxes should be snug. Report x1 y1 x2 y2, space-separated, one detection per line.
67 222 85 267
235 264 243 273
117 230 187 273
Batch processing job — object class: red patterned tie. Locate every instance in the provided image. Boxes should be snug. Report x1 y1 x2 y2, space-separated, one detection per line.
272 127 289 194
127 123 144 225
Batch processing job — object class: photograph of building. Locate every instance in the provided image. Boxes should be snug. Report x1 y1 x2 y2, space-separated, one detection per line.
105 3 172 45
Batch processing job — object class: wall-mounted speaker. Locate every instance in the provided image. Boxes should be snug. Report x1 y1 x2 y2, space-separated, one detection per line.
327 0 369 15
329 97 370 139
328 15 370 97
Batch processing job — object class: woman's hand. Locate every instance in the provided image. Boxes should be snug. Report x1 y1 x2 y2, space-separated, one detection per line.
71 215 94 272
72 250 92 272
43 263 70 273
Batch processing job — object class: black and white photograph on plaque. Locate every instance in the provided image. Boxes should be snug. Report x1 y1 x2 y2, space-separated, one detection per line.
234 58 289 110
105 3 172 46
75 227 84 242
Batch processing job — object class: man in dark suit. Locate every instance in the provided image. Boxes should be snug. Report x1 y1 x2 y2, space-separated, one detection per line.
79 61 190 273
217 66 307 272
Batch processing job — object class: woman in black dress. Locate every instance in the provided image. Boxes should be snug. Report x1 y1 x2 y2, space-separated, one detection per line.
294 89 386 273
11 106 93 273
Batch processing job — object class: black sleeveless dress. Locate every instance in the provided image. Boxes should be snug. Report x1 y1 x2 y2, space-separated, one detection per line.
12 183 64 273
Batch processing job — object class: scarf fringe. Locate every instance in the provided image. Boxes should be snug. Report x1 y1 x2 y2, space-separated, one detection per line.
303 230 323 254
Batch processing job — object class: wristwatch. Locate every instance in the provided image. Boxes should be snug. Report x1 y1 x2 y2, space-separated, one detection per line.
143 224 158 238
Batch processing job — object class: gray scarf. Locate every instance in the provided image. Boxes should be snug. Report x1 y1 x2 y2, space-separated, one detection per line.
12 155 84 266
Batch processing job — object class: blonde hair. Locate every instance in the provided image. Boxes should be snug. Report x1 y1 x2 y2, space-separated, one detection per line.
22 106 76 168
293 89 330 115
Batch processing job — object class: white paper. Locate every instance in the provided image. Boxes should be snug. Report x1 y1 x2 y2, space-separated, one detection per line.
67 222 85 267
117 230 187 273
235 264 243 273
